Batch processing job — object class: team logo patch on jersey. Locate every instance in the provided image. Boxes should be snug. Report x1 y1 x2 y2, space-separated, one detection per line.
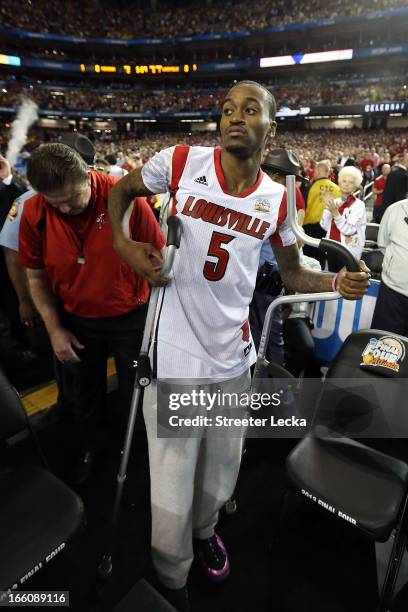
254 198 270 213
361 336 405 373
96 212 106 230
244 342 252 358
194 175 208 186
7 199 19 222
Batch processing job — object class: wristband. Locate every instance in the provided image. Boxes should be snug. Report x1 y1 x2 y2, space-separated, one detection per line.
331 273 338 292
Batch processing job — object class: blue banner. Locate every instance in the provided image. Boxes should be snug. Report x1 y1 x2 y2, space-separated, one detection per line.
6 44 407 77
23 58 81 71
0 107 217 119
200 59 253 72
312 280 380 363
0 102 404 119
354 44 408 58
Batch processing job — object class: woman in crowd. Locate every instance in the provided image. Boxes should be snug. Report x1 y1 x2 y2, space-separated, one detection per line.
320 166 366 272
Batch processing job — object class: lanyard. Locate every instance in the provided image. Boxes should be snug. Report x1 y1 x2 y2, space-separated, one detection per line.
76 228 86 264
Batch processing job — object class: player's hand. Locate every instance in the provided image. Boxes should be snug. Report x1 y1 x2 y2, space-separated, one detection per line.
19 299 42 328
114 237 169 287
0 155 11 180
336 260 371 300
49 327 84 363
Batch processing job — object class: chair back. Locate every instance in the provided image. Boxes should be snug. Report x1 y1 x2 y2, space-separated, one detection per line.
315 330 408 440
328 330 408 380
365 223 380 244
0 368 30 443
361 250 383 277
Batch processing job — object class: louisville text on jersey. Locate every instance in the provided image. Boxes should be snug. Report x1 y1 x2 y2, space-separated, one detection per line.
181 195 271 240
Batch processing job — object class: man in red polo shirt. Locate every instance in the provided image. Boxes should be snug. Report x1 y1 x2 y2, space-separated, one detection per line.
19 143 165 483
372 163 391 223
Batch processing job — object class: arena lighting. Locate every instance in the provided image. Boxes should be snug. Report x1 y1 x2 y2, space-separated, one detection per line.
306 114 363 119
260 49 353 68
276 106 310 117
260 55 295 68
99 65 117 73
299 49 353 64
0 53 21 66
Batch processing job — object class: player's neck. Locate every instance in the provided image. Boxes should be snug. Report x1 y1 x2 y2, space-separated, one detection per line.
220 149 261 196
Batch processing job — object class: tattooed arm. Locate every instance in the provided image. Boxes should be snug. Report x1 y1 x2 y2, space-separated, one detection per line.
273 243 370 300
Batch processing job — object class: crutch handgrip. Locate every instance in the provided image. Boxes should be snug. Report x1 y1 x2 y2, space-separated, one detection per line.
137 353 151 386
319 238 360 272
166 215 182 248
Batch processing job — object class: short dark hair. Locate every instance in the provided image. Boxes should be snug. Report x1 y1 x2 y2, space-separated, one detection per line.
230 80 277 120
105 154 117 165
27 143 89 193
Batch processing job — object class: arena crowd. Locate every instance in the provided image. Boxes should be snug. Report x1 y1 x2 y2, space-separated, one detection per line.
1 78 407 115
1 0 406 39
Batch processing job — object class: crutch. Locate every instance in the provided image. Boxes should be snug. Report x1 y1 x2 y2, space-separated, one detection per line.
226 178 363 512
97 215 182 582
253 175 361 384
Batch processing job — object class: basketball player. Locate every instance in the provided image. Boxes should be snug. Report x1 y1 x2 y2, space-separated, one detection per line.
108 81 370 611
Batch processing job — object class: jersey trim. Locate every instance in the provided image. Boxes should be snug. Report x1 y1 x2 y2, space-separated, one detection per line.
170 145 190 215
270 190 287 247
213 147 264 198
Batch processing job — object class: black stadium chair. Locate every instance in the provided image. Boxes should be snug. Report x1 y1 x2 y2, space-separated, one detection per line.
0 368 84 591
365 223 380 250
113 579 176 612
361 249 384 280
286 330 408 611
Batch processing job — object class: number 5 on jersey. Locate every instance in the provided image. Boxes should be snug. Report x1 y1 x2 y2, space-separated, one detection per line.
203 231 235 281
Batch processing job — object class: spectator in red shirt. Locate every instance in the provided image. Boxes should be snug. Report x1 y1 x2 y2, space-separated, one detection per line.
362 163 375 191
372 163 391 222
359 149 374 173
19 144 165 483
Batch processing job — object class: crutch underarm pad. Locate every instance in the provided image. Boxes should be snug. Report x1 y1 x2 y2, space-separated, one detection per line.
166 216 182 248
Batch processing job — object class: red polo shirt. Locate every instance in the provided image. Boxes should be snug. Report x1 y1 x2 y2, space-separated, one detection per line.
373 175 386 207
295 185 305 210
19 171 165 317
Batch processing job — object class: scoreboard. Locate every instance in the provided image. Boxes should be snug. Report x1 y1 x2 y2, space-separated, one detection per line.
79 63 198 75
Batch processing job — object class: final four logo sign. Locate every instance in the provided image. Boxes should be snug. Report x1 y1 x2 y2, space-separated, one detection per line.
361 336 405 373
254 199 270 213
7 199 19 222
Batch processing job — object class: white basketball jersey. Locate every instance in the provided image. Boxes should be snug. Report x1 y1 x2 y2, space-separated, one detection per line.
142 146 296 380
